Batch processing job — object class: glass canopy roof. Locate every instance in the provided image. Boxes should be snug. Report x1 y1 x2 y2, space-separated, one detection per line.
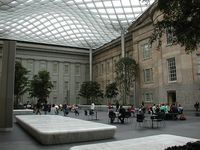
0 0 154 49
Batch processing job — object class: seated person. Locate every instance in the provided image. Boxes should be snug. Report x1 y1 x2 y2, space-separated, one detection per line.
108 110 116 123
127 105 135 116
178 104 183 114
118 105 126 124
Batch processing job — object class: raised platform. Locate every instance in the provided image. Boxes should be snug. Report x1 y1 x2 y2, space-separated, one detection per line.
13 109 33 115
70 134 199 150
15 115 116 145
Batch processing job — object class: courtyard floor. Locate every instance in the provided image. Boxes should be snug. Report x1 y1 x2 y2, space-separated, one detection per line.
0 110 200 150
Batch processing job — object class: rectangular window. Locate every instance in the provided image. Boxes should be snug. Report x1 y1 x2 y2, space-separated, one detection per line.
107 62 110 74
53 63 58 74
102 81 104 89
113 59 116 71
75 82 80 91
39 61 46 71
167 57 177 81
144 93 153 102
144 68 153 83
53 97 57 103
64 81 68 91
142 43 151 59
166 27 175 45
98 64 100 75
27 60 34 74
75 65 80 75
101 63 104 74
64 64 69 75
95 65 98 77
52 81 57 90
197 55 200 74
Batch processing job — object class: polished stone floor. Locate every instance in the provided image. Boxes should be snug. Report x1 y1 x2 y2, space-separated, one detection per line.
0 110 200 150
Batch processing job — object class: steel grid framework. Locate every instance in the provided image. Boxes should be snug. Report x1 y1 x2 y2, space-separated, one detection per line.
0 0 154 49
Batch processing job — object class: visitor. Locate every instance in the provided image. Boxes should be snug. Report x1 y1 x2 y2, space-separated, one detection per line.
178 104 183 114
118 105 126 124
194 102 199 111
43 101 48 115
35 101 41 115
115 100 119 112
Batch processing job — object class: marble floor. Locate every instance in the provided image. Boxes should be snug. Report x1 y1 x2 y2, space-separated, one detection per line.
1 110 200 150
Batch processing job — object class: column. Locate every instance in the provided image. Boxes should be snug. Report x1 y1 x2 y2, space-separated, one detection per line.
0 40 16 131
89 48 92 81
121 30 125 58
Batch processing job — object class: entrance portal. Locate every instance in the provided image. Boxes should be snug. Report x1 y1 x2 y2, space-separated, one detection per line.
167 91 176 105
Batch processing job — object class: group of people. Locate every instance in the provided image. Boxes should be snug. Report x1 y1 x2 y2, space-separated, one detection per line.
108 101 132 124
34 101 79 116
137 103 184 115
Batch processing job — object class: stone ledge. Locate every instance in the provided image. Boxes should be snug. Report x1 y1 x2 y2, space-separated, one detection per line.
70 134 199 150
15 115 116 145
13 109 33 115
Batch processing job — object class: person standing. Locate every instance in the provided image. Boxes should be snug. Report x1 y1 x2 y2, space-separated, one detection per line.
35 101 41 115
116 101 119 112
194 102 199 111
91 102 95 111
43 101 48 115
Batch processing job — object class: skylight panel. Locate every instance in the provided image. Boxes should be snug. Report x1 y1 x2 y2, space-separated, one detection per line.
124 8 133 13
98 9 106 13
112 1 121 7
0 0 154 49
103 1 112 7
87 3 95 8
115 8 123 13
106 8 115 14
44 21 51 26
41 28 48 33
121 0 131 6
95 2 103 7
57 27 64 32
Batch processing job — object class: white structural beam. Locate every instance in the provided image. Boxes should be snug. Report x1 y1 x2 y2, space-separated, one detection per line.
89 48 92 81
121 30 125 58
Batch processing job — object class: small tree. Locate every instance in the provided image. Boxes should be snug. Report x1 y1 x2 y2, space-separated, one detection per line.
115 57 138 105
29 70 53 103
105 82 119 104
14 61 29 108
79 81 103 104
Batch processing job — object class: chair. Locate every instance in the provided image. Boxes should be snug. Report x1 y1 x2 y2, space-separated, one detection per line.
154 112 166 128
84 110 89 120
124 111 131 123
136 114 145 127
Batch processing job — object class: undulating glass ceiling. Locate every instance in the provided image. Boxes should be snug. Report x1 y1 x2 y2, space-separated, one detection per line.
0 0 154 49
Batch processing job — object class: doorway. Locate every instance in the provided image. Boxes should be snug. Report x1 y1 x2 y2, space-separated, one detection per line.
167 91 176 105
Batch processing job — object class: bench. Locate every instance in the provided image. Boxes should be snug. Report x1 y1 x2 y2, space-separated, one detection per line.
16 115 117 145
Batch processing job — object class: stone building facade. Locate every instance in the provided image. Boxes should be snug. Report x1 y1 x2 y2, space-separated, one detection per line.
93 5 200 109
0 41 89 105
93 32 133 105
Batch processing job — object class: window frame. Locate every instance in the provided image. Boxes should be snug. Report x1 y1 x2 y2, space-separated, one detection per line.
144 68 153 83
142 43 151 60
167 57 177 82
143 92 153 102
